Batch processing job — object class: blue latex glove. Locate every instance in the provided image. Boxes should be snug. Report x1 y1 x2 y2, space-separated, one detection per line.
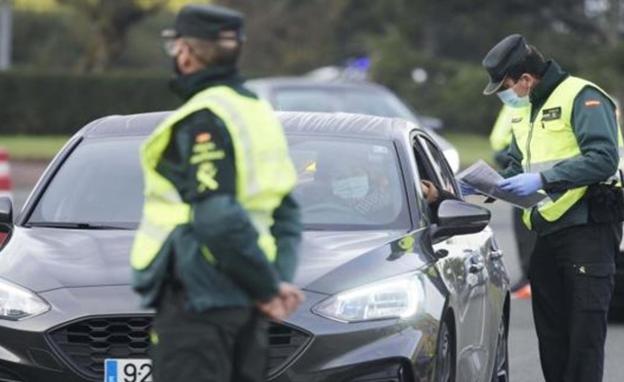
459 180 478 196
497 173 543 196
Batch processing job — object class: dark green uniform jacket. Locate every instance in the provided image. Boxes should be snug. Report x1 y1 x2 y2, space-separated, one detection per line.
138 66 302 310
502 60 620 235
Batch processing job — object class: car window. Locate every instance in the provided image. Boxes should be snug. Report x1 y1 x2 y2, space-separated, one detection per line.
272 87 417 122
410 136 441 220
28 138 145 227
274 88 338 113
416 136 458 196
288 135 411 230
340 91 415 120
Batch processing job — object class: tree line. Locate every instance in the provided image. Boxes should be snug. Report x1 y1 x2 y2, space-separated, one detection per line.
10 0 624 133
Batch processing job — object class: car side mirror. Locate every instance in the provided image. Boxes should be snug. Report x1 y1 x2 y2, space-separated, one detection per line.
431 199 490 242
0 197 13 227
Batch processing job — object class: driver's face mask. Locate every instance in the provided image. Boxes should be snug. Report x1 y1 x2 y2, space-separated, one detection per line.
332 175 370 199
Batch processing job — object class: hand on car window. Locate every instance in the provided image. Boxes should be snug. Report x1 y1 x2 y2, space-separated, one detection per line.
420 179 439 204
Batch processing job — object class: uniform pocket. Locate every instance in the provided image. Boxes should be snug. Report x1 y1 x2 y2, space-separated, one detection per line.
541 119 567 132
573 263 615 312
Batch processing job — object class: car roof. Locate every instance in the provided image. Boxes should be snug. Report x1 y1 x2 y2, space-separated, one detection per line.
80 111 420 141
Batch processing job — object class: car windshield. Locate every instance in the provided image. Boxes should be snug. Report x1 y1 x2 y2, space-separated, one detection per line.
28 134 411 230
272 87 417 122
28 138 145 229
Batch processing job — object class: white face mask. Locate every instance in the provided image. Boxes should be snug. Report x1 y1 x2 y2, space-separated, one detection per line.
497 87 530 108
332 176 370 199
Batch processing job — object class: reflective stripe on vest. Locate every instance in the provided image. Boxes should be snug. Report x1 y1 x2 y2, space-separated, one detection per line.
510 76 624 229
131 86 297 270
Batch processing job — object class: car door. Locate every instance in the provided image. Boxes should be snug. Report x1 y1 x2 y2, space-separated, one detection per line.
412 133 494 382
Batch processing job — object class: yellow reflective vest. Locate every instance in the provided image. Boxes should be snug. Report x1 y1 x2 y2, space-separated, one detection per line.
510 76 624 229
131 85 297 271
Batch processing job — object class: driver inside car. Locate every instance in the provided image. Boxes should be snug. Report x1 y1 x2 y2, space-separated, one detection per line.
296 152 454 221
328 162 393 217
328 162 453 217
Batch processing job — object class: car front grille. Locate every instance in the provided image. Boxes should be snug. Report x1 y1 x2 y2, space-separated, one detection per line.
47 315 310 381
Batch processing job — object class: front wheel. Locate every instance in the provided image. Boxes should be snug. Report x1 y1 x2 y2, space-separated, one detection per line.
491 315 510 382
435 319 455 382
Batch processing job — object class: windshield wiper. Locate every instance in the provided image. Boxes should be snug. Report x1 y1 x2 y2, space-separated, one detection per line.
25 222 133 230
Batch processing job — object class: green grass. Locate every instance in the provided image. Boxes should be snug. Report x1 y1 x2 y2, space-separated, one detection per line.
0 135 70 161
443 132 493 169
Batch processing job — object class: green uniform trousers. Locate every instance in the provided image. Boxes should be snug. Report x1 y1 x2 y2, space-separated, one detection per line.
151 283 268 382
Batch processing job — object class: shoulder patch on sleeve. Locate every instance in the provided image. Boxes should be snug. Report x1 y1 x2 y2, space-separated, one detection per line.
584 100 601 108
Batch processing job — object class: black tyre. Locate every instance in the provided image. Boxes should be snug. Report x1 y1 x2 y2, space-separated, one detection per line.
491 315 510 382
435 318 455 382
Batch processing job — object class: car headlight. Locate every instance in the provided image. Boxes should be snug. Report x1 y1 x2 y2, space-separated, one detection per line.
0 278 50 321
312 273 424 322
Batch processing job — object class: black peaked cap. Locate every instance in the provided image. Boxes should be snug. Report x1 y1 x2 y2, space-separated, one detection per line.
482 34 531 95
172 4 244 40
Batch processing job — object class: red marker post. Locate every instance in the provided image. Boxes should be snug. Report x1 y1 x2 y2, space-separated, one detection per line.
0 148 10 246
0 148 11 199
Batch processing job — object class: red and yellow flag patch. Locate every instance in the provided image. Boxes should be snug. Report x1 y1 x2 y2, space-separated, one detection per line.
195 132 212 143
584 99 601 108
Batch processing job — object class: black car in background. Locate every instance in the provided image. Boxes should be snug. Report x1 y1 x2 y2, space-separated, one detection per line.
0 112 509 382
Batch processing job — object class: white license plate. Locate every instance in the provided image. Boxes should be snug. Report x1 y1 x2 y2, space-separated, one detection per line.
104 359 153 382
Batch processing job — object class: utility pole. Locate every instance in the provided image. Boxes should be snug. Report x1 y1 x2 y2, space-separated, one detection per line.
0 0 12 71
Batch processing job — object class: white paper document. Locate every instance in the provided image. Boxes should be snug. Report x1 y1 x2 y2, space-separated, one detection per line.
457 160 547 209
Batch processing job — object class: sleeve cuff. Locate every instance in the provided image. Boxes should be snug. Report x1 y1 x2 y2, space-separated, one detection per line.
539 170 556 190
254 287 280 303
539 172 548 187
540 170 566 193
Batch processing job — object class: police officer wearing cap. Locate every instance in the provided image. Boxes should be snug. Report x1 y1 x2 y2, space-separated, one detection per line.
481 34 624 382
130 4 304 381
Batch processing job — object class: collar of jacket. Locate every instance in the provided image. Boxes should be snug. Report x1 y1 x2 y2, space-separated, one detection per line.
529 60 569 107
170 65 244 101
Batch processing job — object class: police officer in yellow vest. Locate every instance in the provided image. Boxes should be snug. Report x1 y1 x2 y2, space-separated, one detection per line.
483 34 624 382
130 4 304 381
490 105 537 291
490 105 515 169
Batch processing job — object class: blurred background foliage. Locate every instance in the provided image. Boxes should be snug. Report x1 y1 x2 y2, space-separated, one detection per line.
4 0 624 136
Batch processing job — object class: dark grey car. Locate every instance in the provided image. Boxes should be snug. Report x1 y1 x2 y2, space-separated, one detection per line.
0 112 509 382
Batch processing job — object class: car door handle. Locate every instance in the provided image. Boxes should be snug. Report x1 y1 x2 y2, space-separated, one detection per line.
468 253 485 273
490 249 503 260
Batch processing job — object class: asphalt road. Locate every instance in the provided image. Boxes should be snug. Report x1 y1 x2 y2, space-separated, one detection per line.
11 189 624 381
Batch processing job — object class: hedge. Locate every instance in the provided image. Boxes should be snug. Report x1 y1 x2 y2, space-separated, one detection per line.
0 68 501 136
0 71 180 135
